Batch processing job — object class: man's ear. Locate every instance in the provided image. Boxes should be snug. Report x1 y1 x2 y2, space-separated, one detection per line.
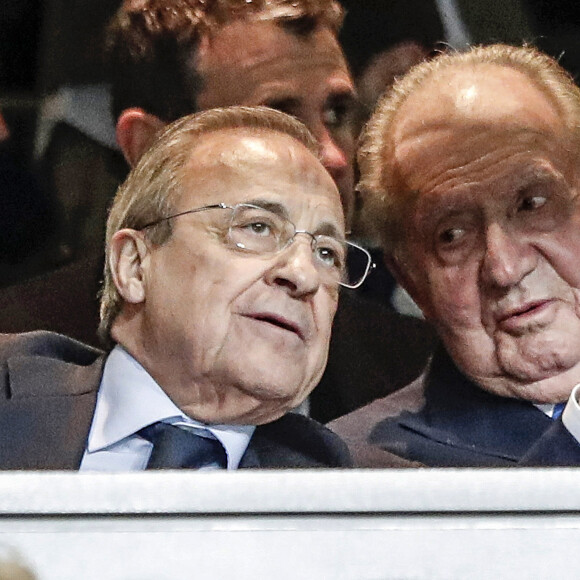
384 251 434 320
116 108 166 167
109 229 150 305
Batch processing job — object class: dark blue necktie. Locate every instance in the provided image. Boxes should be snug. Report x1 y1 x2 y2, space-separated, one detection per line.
553 402 566 420
139 422 227 469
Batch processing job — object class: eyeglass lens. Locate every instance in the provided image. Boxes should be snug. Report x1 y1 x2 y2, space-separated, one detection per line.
228 205 371 288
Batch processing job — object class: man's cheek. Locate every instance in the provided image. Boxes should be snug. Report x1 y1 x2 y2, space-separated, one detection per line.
431 273 479 328
573 289 580 319
537 231 580 288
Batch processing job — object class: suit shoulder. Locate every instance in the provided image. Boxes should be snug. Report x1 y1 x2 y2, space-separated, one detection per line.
328 374 427 442
0 331 103 366
326 376 427 468
312 292 437 422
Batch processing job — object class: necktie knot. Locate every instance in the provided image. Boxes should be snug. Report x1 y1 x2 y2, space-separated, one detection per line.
139 422 227 469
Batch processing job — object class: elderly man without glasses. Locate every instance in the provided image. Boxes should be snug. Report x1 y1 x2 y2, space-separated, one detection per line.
330 44 580 467
0 106 371 470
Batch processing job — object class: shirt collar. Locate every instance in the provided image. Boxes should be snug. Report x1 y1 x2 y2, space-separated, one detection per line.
562 383 580 444
88 345 254 468
534 403 560 418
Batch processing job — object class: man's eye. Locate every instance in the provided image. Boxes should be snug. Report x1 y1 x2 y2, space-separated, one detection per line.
438 227 466 245
519 195 547 211
323 106 342 128
314 239 345 269
323 102 355 130
323 91 358 130
243 221 272 236
316 245 339 266
434 224 474 264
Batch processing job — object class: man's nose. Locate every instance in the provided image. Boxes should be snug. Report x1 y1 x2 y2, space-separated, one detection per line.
264 237 321 297
317 127 349 176
481 223 537 289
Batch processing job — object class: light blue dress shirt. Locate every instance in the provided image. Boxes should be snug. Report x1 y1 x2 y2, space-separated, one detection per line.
80 346 255 471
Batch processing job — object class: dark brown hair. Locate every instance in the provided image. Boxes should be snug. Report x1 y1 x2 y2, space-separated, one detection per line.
105 0 343 122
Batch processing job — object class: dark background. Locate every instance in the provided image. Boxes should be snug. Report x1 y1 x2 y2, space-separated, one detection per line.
0 0 578 181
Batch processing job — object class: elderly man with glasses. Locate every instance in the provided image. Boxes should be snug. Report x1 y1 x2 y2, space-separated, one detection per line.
0 106 370 470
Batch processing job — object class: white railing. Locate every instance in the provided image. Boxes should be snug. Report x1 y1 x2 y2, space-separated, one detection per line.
2 469 580 579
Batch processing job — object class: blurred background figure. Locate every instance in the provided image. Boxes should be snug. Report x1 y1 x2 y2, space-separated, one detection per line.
338 0 440 310
33 0 125 266
0 109 51 285
0 546 37 580
356 41 430 127
0 0 123 277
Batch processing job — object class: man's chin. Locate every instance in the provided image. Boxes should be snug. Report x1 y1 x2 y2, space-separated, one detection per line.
224 396 300 425
232 379 311 418
450 332 577 399
496 330 580 378
479 338 580 403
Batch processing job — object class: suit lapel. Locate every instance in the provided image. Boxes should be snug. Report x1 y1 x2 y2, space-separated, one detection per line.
0 353 104 469
239 413 351 468
239 420 311 468
520 419 580 466
396 348 553 463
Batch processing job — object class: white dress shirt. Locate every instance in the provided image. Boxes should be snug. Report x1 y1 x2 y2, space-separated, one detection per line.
80 346 254 471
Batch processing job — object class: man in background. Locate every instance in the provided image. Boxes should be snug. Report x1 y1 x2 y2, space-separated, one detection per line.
108 0 357 224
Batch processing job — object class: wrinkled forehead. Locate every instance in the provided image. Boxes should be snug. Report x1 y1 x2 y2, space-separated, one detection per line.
385 63 574 197
178 128 343 224
182 128 322 181
393 64 565 143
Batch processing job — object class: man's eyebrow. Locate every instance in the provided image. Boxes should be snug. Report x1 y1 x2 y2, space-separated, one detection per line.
245 199 289 218
326 89 357 103
314 221 345 241
244 199 345 240
261 97 301 116
325 87 359 110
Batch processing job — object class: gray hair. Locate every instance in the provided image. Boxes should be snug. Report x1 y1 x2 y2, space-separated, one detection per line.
99 105 320 344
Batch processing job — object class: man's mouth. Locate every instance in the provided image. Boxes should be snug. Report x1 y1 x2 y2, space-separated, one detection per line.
244 313 305 340
496 299 554 330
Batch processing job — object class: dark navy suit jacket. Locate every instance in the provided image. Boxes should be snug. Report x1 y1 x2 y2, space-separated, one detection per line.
0 332 352 470
330 345 580 467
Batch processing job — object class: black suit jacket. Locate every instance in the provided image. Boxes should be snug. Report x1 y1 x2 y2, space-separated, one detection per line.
0 332 352 470
329 345 580 467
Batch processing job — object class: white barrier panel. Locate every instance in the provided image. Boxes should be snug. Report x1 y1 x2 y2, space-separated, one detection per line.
1 468 580 579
